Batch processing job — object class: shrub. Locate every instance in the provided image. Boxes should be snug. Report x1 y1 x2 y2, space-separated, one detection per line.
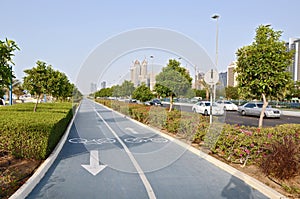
260 135 300 180
130 106 150 124
148 106 167 130
0 102 74 160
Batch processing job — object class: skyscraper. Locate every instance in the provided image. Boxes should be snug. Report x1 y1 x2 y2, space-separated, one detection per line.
286 38 300 82
227 61 238 87
130 59 148 87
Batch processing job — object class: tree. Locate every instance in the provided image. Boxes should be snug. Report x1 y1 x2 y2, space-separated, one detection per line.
111 85 121 97
12 79 24 100
120 80 135 97
132 83 154 102
73 85 83 102
195 89 206 99
48 69 73 100
225 86 239 100
24 61 75 110
198 79 210 100
95 88 112 98
0 38 19 88
288 81 300 99
23 61 51 111
154 59 192 111
236 25 294 127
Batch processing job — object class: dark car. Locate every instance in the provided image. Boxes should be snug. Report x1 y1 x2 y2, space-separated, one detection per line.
145 99 163 106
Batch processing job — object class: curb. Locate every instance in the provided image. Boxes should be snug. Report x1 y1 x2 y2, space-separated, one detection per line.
94 100 287 199
9 104 81 199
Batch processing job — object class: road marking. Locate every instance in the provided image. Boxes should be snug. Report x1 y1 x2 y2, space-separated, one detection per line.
125 127 138 134
93 105 157 199
69 138 116 145
81 150 107 176
124 137 169 143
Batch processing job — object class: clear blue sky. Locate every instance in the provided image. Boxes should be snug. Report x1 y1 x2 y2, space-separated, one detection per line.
1 0 299 92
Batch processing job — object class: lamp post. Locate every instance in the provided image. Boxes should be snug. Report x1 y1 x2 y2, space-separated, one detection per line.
212 14 220 102
150 55 154 90
193 65 197 89
9 65 13 105
212 14 219 68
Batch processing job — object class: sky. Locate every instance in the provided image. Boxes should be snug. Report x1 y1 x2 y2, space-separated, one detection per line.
1 0 300 93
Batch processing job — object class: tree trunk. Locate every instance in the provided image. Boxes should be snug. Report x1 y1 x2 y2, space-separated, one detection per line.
169 95 173 112
258 93 268 128
34 94 41 112
206 89 209 100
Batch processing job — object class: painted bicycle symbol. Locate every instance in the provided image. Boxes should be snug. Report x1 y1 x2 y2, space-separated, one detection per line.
69 137 169 145
69 138 116 145
123 137 168 143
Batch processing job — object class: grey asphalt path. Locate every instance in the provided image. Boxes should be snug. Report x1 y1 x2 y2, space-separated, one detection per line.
26 98 279 199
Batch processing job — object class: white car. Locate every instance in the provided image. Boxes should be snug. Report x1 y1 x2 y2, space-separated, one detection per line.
192 101 224 116
216 100 238 111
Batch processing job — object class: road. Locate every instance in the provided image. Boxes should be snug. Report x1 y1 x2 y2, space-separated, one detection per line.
26 99 273 199
169 104 300 127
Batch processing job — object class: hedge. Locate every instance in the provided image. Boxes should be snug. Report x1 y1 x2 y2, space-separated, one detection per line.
0 102 75 160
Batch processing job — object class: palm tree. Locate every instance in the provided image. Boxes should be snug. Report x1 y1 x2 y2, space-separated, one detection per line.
198 79 210 100
12 79 24 100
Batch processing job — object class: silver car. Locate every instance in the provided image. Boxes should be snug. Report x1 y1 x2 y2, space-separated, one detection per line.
238 102 281 118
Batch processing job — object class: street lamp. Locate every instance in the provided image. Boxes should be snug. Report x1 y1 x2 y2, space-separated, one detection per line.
150 55 154 90
9 65 13 105
212 14 220 102
211 14 219 67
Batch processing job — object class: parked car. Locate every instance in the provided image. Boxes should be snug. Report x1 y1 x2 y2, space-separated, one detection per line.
144 99 163 106
125 99 137 103
216 100 238 111
238 102 281 118
190 97 202 103
192 101 224 116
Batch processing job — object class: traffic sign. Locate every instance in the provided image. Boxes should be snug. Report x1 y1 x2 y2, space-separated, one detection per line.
204 69 219 85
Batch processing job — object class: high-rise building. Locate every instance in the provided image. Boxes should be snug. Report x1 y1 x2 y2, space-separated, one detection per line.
227 61 238 87
219 72 227 87
130 59 150 87
195 72 205 90
100 81 106 89
286 38 300 82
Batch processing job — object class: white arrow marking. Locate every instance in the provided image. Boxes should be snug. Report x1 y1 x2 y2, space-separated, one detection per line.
125 127 138 134
81 150 107 176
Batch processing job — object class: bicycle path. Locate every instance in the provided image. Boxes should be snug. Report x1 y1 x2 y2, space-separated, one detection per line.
23 98 284 198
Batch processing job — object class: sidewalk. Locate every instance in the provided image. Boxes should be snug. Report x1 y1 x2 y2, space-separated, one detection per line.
281 110 300 117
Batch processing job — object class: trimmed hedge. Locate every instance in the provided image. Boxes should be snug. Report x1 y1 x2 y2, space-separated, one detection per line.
0 103 74 160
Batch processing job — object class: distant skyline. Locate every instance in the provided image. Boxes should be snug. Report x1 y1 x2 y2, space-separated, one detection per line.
1 0 300 92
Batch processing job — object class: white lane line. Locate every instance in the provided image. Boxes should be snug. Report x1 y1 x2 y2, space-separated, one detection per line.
93 106 156 199
125 127 139 134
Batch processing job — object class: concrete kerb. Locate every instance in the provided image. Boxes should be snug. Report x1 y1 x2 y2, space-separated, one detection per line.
93 100 287 199
9 103 81 199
